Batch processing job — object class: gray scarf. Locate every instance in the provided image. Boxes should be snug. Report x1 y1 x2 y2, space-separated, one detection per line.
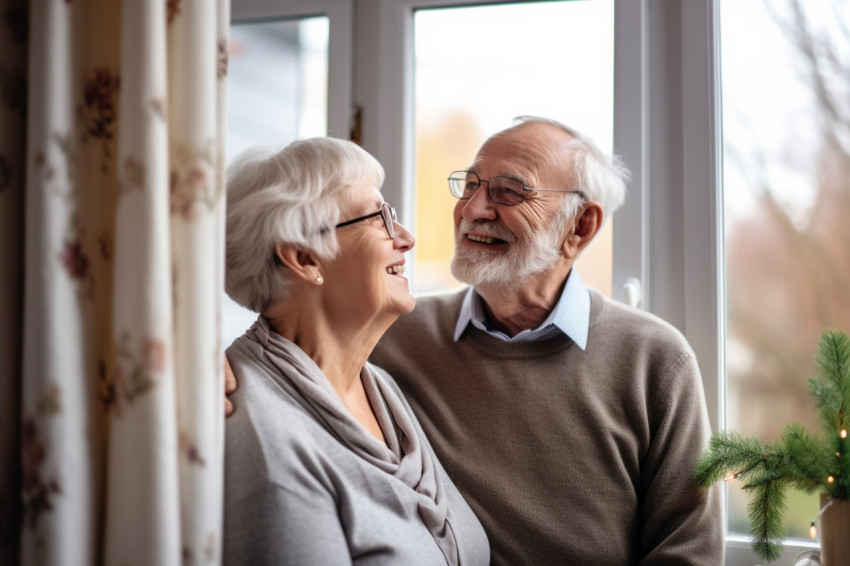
245 316 460 565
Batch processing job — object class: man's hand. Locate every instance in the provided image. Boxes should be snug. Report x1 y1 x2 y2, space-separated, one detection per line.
225 356 238 417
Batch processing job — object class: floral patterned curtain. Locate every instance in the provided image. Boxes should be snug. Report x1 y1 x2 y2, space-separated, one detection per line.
1 0 229 564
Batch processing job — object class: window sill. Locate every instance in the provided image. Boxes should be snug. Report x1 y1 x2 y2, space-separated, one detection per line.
725 534 819 566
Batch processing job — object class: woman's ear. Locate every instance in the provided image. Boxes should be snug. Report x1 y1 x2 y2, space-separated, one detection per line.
274 244 324 284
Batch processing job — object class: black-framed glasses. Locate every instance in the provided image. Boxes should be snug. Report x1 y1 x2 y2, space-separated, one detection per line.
335 202 397 239
448 170 585 206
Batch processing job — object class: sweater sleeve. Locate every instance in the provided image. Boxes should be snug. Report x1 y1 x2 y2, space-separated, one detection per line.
637 347 725 565
223 482 350 566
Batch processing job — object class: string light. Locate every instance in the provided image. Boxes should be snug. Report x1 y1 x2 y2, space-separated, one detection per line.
827 475 835 483
842 429 847 439
809 499 835 539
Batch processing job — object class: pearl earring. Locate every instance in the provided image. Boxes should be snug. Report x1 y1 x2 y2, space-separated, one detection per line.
316 275 324 285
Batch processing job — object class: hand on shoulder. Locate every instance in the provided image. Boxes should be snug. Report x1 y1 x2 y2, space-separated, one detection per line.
225 356 238 417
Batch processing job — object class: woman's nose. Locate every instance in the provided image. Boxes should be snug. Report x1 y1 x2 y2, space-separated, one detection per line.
393 220 415 251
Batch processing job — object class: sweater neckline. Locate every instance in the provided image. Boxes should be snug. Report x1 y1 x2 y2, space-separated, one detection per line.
460 326 576 358
449 288 606 358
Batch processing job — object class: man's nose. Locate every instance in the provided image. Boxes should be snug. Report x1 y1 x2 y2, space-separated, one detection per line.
461 183 498 221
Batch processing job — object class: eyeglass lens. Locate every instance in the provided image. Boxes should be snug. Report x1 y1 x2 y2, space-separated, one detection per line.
449 172 525 205
381 203 396 239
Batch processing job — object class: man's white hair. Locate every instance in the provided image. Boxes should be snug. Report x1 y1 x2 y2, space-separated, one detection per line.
512 115 629 221
450 117 630 288
225 137 384 313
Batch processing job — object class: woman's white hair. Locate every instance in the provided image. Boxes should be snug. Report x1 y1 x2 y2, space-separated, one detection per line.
512 115 629 221
225 137 384 313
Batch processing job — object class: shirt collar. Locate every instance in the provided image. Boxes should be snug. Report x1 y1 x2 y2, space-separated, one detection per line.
453 269 590 350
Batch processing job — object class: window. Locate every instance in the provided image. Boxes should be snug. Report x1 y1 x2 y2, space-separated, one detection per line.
227 17 329 161
618 1 846 563
721 0 850 549
411 1 615 294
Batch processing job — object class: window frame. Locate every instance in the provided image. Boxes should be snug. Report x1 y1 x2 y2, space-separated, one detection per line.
616 0 724 435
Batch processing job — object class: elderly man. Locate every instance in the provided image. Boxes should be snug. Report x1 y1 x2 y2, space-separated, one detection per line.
367 116 723 564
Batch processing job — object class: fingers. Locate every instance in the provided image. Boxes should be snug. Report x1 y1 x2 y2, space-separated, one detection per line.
225 357 237 394
224 356 237 417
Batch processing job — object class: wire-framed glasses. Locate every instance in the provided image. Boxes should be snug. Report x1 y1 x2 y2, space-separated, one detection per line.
335 202 397 239
448 170 585 206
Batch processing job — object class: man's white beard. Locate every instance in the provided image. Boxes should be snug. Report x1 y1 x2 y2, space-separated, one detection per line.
450 209 569 290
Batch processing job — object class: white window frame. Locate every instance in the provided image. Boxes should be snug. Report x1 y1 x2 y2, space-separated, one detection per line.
613 0 723 434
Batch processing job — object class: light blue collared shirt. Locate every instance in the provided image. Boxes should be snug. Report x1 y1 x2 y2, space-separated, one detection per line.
452 270 590 350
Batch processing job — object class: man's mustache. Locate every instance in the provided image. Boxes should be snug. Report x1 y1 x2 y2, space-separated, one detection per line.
457 220 516 244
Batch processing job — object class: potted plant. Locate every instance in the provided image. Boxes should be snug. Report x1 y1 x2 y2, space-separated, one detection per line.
695 329 850 563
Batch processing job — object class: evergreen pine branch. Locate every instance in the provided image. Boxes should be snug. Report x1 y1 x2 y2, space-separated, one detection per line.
810 376 842 435
816 330 850 394
694 330 850 562
779 422 831 492
811 330 850 433
695 431 768 486
745 479 787 562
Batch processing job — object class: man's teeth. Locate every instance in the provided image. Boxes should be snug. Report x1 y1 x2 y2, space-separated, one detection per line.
468 234 495 244
387 264 405 275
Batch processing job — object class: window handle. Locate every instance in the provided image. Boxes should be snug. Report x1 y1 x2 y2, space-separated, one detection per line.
622 277 642 309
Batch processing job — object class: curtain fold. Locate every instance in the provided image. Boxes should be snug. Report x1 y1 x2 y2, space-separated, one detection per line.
165 0 228 561
21 1 105 562
106 0 179 563
7 0 228 564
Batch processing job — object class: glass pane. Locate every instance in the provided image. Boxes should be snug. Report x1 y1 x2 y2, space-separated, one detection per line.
224 17 329 346
413 0 615 294
227 17 328 160
721 0 850 541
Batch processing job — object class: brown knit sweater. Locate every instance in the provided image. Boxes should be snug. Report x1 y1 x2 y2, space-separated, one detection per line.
370 287 724 565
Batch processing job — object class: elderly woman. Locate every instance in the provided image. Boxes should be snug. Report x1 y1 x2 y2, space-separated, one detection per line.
223 137 489 565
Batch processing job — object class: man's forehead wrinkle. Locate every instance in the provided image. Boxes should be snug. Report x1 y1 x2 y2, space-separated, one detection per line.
475 136 547 182
471 122 579 190
517 125 577 186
